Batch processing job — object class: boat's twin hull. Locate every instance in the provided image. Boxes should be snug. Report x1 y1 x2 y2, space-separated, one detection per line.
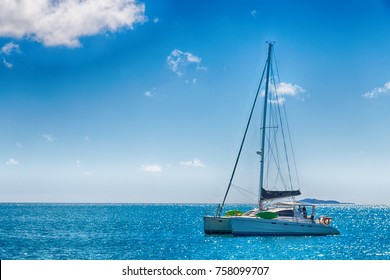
204 216 340 236
231 217 340 236
204 216 232 234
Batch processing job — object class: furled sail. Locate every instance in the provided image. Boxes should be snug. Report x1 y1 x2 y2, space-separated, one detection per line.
261 188 301 200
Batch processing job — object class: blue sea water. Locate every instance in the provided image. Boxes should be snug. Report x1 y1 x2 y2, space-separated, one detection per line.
0 203 389 260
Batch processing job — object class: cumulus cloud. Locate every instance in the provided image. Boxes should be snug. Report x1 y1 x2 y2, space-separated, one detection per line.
179 159 206 168
0 0 146 48
42 134 57 143
141 164 162 172
6 158 19 165
263 82 305 104
362 81 390 99
276 82 304 96
166 49 205 76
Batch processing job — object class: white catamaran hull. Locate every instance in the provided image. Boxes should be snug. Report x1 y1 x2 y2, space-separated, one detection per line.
231 217 340 236
203 216 232 234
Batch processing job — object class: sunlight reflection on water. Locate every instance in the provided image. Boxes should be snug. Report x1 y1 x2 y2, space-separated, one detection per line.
0 203 389 260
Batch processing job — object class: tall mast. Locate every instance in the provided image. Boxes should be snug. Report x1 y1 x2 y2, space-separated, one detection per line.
258 42 273 210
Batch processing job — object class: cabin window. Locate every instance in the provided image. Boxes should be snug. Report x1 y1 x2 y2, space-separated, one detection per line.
276 210 294 217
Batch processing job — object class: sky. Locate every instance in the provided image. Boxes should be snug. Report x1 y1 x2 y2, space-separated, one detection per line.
1 0 390 204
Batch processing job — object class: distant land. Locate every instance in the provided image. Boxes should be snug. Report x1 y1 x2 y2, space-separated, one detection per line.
299 198 353 204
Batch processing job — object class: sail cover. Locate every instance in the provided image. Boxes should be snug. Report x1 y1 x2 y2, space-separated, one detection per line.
261 188 301 200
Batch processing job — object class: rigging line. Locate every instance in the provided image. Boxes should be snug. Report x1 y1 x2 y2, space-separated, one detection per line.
282 100 301 189
274 49 301 190
265 83 284 188
231 184 258 197
271 77 290 189
269 82 287 188
270 126 288 188
264 81 289 190
272 69 293 190
271 64 294 191
266 126 288 189
264 111 288 190
216 57 268 216
272 48 281 85
265 70 289 189
233 188 258 204
273 48 301 189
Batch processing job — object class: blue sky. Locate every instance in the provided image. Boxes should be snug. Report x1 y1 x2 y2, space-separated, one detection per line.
1 0 390 204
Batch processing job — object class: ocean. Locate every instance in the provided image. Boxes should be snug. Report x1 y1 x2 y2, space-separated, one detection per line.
0 203 389 260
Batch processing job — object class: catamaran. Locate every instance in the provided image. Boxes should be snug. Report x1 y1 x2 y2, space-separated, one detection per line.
204 42 339 236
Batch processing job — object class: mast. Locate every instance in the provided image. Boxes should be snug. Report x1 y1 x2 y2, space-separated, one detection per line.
258 42 273 210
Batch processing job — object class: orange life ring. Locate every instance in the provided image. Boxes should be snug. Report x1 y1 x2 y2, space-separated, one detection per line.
323 218 330 225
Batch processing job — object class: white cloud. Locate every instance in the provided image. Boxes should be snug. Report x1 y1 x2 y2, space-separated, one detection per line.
269 97 286 105
153 17 159 23
141 164 162 172
251 10 257 17
1 42 20 55
185 79 197 84
144 87 156 97
167 49 204 76
362 81 390 99
262 82 305 104
0 0 146 48
1 42 20 69
179 159 206 168
2 58 13 69
6 158 19 165
42 134 57 143
276 82 305 96
186 53 201 63
196 65 207 71
76 160 82 167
